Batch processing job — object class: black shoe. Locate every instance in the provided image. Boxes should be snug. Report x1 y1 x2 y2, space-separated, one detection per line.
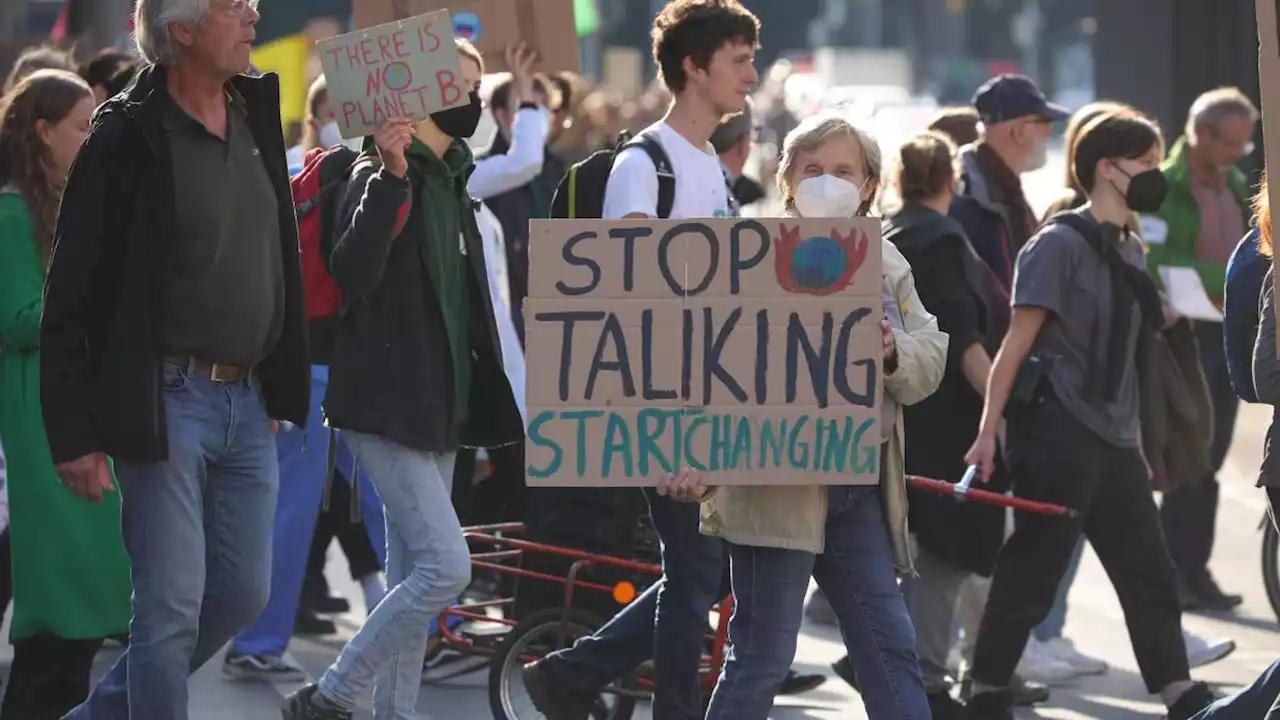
1181 572 1243 611
521 659 595 720
280 684 352 720
294 610 337 637
779 669 826 695
224 651 307 683
832 655 857 691
929 690 965 720
962 689 1014 720
960 674 1049 706
304 594 351 614
1167 682 1216 720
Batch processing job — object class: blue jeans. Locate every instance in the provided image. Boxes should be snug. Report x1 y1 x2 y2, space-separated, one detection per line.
231 365 385 658
68 363 279 720
317 433 469 720
1034 536 1084 642
544 488 725 720
706 486 929 720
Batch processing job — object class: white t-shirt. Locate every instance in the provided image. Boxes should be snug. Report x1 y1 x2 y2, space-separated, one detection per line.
602 122 731 220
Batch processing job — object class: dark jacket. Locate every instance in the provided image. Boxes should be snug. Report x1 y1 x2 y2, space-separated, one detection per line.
950 145 1026 291
39 65 310 465
885 204 1010 576
1226 228 1267 403
480 131 566 339
1139 318 1213 492
324 148 522 454
1254 269 1280 488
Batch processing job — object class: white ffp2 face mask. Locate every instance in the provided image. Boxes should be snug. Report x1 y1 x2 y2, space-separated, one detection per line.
793 174 865 218
318 121 343 149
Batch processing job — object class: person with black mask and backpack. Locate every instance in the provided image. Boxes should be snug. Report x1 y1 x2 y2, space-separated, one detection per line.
282 38 523 720
961 109 1215 720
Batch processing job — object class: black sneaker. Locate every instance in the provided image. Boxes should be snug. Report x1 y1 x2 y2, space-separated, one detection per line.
832 655 858 691
223 651 306 683
522 659 595 720
962 689 1014 720
779 669 826 695
1167 682 1216 720
421 644 490 684
294 610 337 637
280 684 352 720
929 690 965 720
960 674 1049 706
1181 572 1243 612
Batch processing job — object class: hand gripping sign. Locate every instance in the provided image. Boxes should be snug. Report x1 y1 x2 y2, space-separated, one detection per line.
316 9 469 140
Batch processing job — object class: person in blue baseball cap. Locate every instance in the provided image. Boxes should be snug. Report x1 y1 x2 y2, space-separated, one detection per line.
950 74 1067 293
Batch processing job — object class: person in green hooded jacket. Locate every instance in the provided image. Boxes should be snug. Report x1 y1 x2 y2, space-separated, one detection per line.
0 69 131 719
1148 87 1256 612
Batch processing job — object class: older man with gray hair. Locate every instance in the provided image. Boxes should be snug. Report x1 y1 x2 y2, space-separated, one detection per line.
1149 86 1258 613
41 0 310 717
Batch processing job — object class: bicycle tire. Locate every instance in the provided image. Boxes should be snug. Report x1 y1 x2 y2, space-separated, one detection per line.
1263 520 1280 624
488 607 639 720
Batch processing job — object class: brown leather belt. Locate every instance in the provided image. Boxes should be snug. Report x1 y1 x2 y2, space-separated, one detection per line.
164 353 252 382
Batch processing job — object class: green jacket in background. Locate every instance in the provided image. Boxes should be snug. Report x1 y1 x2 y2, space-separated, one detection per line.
1149 136 1253 303
0 191 131 641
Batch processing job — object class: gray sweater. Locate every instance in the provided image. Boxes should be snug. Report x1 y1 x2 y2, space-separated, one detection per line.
1253 268 1280 487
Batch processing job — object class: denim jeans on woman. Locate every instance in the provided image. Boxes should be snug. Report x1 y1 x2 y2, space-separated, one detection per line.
316 432 470 719
69 362 278 720
705 486 930 720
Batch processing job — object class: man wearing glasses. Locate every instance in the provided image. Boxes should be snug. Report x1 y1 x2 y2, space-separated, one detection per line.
43 0 310 717
1148 87 1259 613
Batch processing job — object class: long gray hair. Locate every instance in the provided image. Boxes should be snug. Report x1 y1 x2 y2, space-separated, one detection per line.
134 0 209 67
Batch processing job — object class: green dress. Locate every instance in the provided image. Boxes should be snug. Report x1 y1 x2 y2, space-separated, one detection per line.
0 192 131 641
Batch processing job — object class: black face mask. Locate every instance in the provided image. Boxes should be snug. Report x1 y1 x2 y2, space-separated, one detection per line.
1115 165 1169 213
430 90 483 139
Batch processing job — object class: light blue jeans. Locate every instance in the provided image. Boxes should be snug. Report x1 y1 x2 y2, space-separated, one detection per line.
68 362 278 720
316 432 469 719
232 365 385 658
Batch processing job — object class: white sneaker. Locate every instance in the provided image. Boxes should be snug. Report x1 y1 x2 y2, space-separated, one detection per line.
1017 637 1084 685
946 643 966 676
1184 629 1236 668
1038 636 1108 675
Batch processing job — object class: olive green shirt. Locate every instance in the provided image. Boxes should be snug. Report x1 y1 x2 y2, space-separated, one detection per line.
160 88 283 367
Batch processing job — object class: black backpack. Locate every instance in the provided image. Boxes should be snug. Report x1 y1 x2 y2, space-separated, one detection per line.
549 130 675 219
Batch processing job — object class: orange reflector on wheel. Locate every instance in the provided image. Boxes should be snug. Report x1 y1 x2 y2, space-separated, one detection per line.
613 581 637 605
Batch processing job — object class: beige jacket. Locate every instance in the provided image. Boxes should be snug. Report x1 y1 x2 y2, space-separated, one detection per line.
699 241 948 574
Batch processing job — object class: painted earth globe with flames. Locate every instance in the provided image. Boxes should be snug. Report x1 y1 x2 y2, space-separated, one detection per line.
790 235 848 291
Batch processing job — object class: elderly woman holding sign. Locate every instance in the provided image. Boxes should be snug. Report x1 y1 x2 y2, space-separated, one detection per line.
662 111 947 720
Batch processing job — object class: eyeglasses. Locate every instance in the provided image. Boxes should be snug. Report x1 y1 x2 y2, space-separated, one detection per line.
221 0 259 16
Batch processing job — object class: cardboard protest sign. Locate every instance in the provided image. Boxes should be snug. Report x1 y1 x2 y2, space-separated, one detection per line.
316 10 468 140
1259 0 1280 355
354 0 581 73
524 218 885 488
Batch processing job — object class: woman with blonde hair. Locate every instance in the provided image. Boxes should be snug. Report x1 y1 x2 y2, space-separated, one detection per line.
0 68 131 719
663 111 948 719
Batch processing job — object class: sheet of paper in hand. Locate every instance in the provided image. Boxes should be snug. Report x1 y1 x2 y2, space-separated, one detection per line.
1257 0 1280 356
316 10 467 140
524 218 885 488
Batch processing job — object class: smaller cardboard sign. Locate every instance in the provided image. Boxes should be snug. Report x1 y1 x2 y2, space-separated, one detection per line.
355 0 580 73
1259 0 1280 356
316 10 468 140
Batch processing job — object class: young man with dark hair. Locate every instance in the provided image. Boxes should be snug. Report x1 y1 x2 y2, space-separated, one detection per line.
521 3 771 720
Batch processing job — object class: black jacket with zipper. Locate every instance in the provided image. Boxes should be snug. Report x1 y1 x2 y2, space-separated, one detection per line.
39 65 310 465
323 150 523 455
